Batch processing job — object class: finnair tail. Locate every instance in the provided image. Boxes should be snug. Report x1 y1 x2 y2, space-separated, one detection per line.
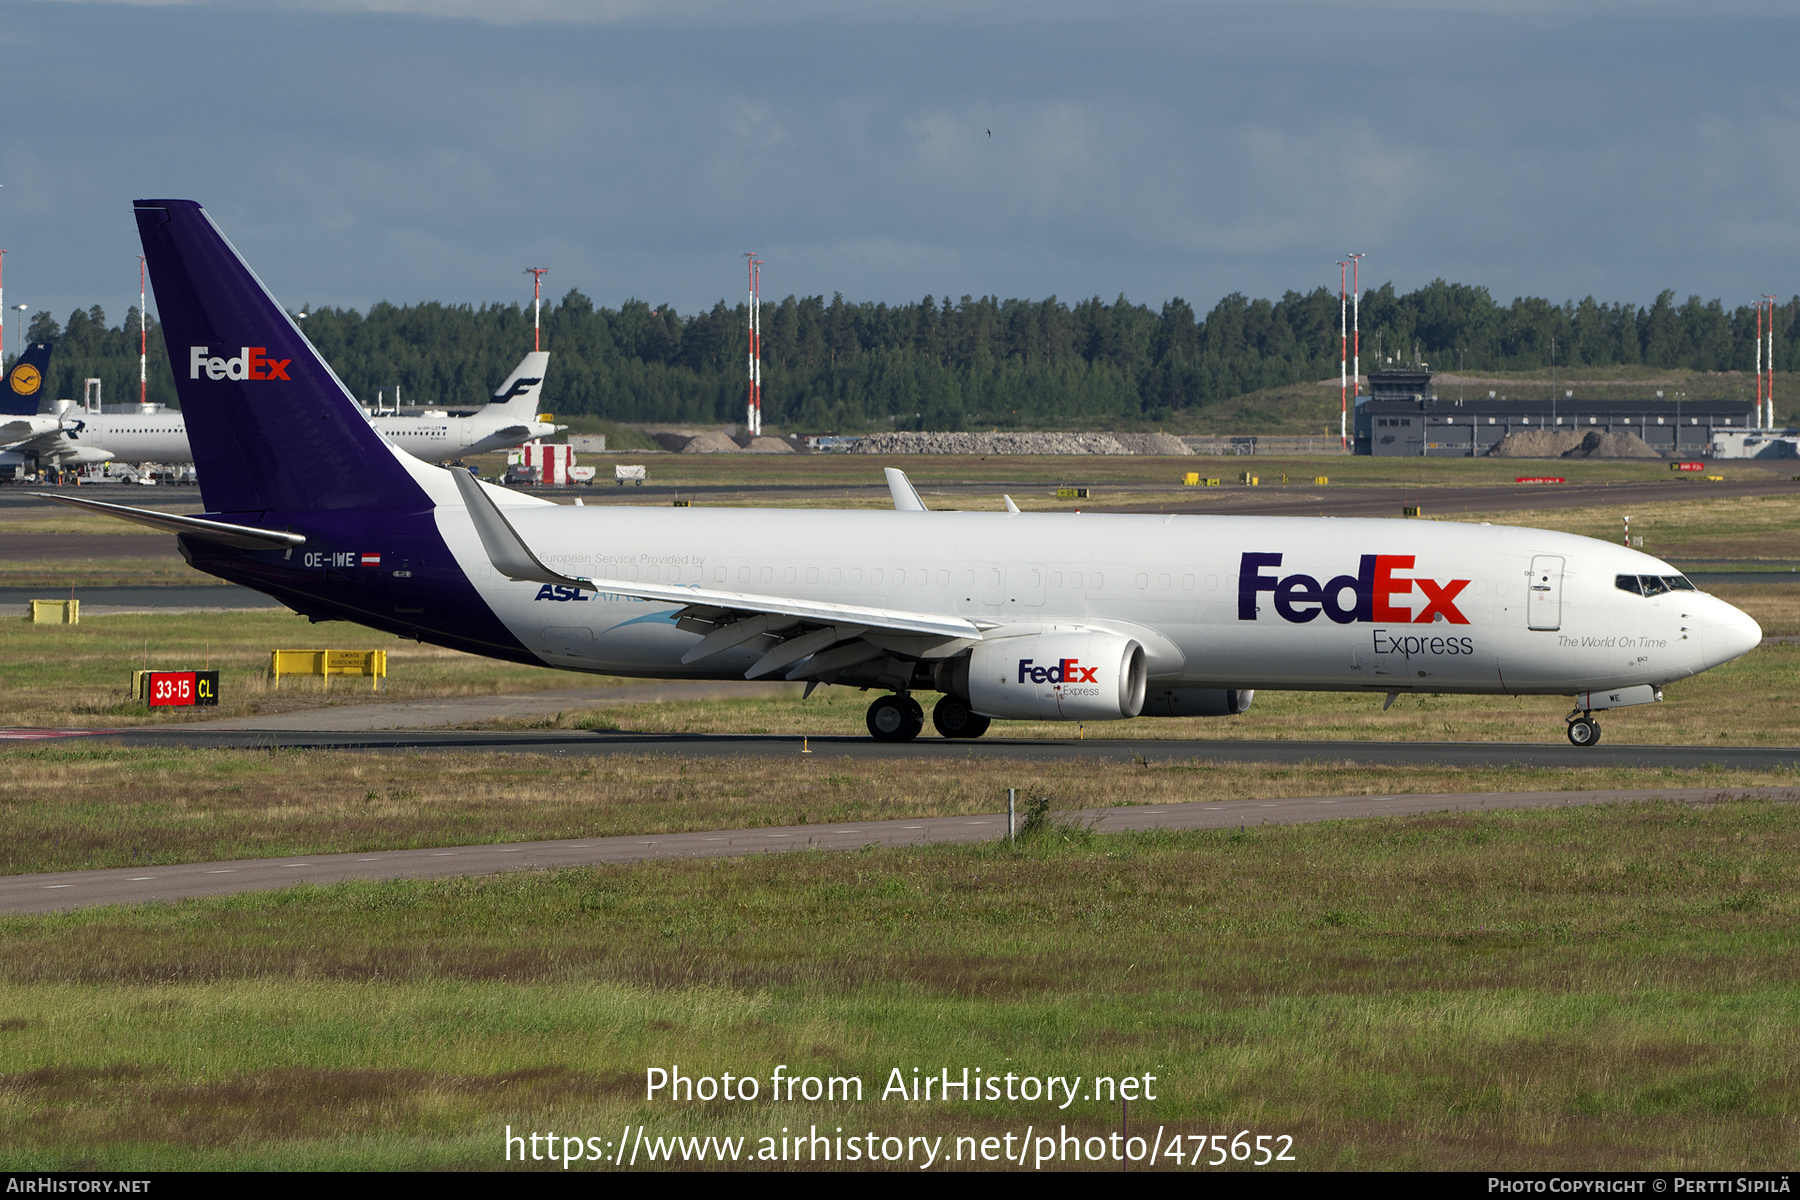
486 351 549 418
134 199 433 515
3 343 54 417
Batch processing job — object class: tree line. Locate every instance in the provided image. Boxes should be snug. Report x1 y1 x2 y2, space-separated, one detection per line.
16 283 1798 430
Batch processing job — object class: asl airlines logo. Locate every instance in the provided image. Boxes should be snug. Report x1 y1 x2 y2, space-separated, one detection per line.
1239 552 1471 625
189 346 292 382
1018 658 1099 685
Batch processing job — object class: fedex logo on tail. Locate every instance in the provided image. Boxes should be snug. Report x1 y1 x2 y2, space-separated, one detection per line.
1239 552 1471 625
189 346 292 381
1018 658 1099 685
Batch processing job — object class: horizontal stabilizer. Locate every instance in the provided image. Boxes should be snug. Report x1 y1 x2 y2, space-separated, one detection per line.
30 492 306 549
451 468 589 589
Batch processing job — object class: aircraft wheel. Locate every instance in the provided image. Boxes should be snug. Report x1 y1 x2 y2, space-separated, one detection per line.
1567 717 1601 747
867 694 924 742
932 696 992 739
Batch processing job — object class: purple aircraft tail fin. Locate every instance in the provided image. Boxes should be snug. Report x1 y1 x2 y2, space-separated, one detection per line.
133 199 428 514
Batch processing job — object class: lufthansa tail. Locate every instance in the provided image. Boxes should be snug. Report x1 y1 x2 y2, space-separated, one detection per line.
2 342 54 418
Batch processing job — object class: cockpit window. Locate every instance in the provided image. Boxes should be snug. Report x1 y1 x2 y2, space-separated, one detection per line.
1618 574 1696 596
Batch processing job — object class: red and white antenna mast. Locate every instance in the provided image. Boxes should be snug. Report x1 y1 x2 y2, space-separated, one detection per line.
138 255 148 407
744 252 763 436
1348 253 1364 413
524 267 548 351
1756 299 1765 429
1337 260 1348 450
1766 295 1779 429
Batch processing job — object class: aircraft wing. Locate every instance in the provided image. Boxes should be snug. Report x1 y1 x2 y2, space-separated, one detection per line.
0 419 66 446
452 469 988 677
29 492 307 549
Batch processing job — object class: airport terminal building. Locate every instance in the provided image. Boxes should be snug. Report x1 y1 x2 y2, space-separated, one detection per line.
1352 369 1759 457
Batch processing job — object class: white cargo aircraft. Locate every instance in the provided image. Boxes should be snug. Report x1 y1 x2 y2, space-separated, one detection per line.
5 349 561 471
46 200 1766 747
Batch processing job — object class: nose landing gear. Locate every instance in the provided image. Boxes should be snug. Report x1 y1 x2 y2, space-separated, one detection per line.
1566 713 1601 747
866 693 925 742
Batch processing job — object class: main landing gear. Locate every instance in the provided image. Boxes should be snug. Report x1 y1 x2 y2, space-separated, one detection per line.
931 696 991 740
864 693 993 742
866 693 925 742
1566 713 1602 747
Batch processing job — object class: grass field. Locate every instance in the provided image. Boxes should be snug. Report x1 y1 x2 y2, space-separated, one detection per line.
4 453 1799 1172
7 743 1800 877
0 610 590 728
2 796 1796 1169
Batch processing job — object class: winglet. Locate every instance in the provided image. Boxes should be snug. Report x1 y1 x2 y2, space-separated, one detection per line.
885 468 929 512
451 468 595 590
1003 495 1021 514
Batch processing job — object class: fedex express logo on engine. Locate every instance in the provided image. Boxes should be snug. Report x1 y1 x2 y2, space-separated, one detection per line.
1238 552 1470 625
189 346 292 381
1018 658 1099 685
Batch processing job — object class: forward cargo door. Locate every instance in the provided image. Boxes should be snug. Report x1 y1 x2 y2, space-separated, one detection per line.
1527 555 1564 631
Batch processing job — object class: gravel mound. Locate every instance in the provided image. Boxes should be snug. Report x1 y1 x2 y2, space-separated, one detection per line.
678 430 743 454
1109 432 1193 456
1488 429 1663 459
847 431 1188 455
1561 430 1663 459
742 436 797 454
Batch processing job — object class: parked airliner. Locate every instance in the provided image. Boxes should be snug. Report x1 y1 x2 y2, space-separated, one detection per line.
4 348 561 472
43 200 1764 746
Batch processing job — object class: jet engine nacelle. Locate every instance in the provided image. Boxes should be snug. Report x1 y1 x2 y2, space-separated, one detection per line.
966 632 1147 721
48 446 114 467
1141 688 1254 717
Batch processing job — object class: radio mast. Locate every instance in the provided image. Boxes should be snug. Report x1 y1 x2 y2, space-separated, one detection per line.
1348 254 1364 417
138 255 148 407
524 267 548 351
1337 260 1348 450
744 252 763 436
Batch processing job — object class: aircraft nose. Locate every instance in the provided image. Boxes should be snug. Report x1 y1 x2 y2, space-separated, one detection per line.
1702 596 1763 667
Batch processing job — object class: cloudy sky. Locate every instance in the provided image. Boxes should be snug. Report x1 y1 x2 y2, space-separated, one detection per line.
2 0 1796 333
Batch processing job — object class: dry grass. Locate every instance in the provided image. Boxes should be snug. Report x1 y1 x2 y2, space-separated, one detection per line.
4 743 1799 876
1459 493 1800 562
2 797 1798 1168
0 610 595 727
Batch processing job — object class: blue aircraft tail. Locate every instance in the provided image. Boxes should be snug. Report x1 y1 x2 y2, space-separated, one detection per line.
3 342 54 417
133 199 428 514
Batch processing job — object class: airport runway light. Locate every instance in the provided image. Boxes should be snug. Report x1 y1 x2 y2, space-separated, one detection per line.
525 267 548 352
